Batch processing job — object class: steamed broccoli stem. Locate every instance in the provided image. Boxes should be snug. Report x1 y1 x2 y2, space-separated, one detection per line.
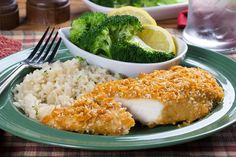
80 15 143 58
111 36 175 63
69 12 107 46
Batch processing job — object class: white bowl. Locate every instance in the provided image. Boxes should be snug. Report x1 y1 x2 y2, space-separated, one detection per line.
83 0 188 20
59 27 188 77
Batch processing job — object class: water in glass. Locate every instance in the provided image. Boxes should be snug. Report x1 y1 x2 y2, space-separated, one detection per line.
183 0 236 52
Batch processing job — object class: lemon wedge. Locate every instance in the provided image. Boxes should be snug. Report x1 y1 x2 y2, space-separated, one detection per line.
108 6 157 26
138 25 176 54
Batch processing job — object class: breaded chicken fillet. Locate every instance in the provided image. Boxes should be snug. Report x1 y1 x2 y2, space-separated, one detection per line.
41 93 135 135
42 66 224 135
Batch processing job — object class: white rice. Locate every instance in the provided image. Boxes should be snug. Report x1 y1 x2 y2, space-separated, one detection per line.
13 58 121 120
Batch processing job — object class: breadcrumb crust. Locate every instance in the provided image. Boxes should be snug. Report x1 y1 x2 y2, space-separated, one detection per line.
42 66 224 135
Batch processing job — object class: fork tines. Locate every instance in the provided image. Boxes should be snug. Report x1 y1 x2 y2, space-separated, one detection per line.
26 27 61 63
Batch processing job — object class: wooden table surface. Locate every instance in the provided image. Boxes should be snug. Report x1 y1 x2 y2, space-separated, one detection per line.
16 0 178 31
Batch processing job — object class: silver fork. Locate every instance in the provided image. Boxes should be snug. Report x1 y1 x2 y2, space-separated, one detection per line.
0 27 62 95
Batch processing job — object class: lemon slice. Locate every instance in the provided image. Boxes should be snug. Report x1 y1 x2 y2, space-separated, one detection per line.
138 25 176 53
108 6 157 26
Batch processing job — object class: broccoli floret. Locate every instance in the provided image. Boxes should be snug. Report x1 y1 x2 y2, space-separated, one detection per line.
130 0 184 7
111 36 175 63
113 0 131 7
80 15 143 58
90 0 130 7
131 0 158 7
69 12 107 46
90 0 114 7
155 0 185 5
89 0 185 7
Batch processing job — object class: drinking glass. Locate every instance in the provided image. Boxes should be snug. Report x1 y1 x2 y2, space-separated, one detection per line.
183 0 236 53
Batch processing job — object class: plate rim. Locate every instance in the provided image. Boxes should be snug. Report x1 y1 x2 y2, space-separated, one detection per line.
0 45 236 150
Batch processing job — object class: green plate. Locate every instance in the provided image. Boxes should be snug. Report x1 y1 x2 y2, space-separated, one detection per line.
0 45 235 150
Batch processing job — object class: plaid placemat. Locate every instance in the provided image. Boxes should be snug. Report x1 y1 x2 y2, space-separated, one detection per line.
0 31 43 50
0 31 236 157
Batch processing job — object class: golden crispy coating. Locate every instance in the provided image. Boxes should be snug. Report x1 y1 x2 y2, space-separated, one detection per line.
42 66 224 133
42 93 135 135
89 66 223 127
93 66 223 103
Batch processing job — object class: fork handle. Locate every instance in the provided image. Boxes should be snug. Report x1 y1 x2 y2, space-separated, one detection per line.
0 63 29 95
